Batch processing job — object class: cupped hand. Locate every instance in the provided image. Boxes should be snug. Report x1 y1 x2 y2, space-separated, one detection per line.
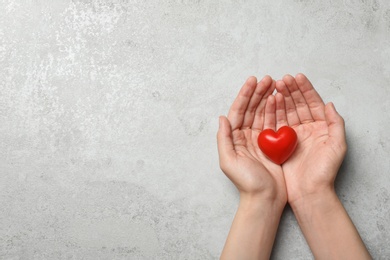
275 74 347 204
217 76 286 204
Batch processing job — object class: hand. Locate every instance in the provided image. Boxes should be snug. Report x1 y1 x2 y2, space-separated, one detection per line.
217 76 288 260
274 73 347 204
217 75 286 205
274 73 371 259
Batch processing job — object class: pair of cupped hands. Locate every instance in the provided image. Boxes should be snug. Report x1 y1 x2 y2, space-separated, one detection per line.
217 73 347 208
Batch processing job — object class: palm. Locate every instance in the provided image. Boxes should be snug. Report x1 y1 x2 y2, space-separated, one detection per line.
282 122 332 195
231 128 284 194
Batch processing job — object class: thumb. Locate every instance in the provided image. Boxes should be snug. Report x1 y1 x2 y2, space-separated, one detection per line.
325 102 347 148
217 116 236 168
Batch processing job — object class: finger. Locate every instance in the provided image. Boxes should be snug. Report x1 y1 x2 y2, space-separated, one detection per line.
325 103 346 147
275 80 300 126
217 116 236 168
283 74 314 124
275 92 288 130
242 75 273 128
263 95 276 131
295 73 326 121
227 77 258 131
252 80 276 130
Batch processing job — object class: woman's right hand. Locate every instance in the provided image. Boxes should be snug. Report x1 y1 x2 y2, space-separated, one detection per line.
275 73 347 205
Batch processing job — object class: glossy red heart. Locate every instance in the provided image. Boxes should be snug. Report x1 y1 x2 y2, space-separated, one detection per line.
257 126 298 165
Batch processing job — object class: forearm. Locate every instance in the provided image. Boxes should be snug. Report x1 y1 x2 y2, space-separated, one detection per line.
291 188 371 260
221 195 285 260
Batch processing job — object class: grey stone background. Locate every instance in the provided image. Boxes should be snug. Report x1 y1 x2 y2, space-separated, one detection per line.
0 0 389 259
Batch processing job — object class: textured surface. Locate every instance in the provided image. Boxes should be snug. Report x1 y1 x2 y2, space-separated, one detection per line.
1 0 389 259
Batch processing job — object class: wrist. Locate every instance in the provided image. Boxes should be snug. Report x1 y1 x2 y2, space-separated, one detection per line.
287 181 336 207
239 192 286 215
289 187 339 217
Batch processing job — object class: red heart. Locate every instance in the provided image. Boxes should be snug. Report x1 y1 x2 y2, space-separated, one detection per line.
257 126 298 165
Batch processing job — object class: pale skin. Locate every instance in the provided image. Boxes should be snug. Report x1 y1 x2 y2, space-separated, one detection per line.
217 74 371 259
